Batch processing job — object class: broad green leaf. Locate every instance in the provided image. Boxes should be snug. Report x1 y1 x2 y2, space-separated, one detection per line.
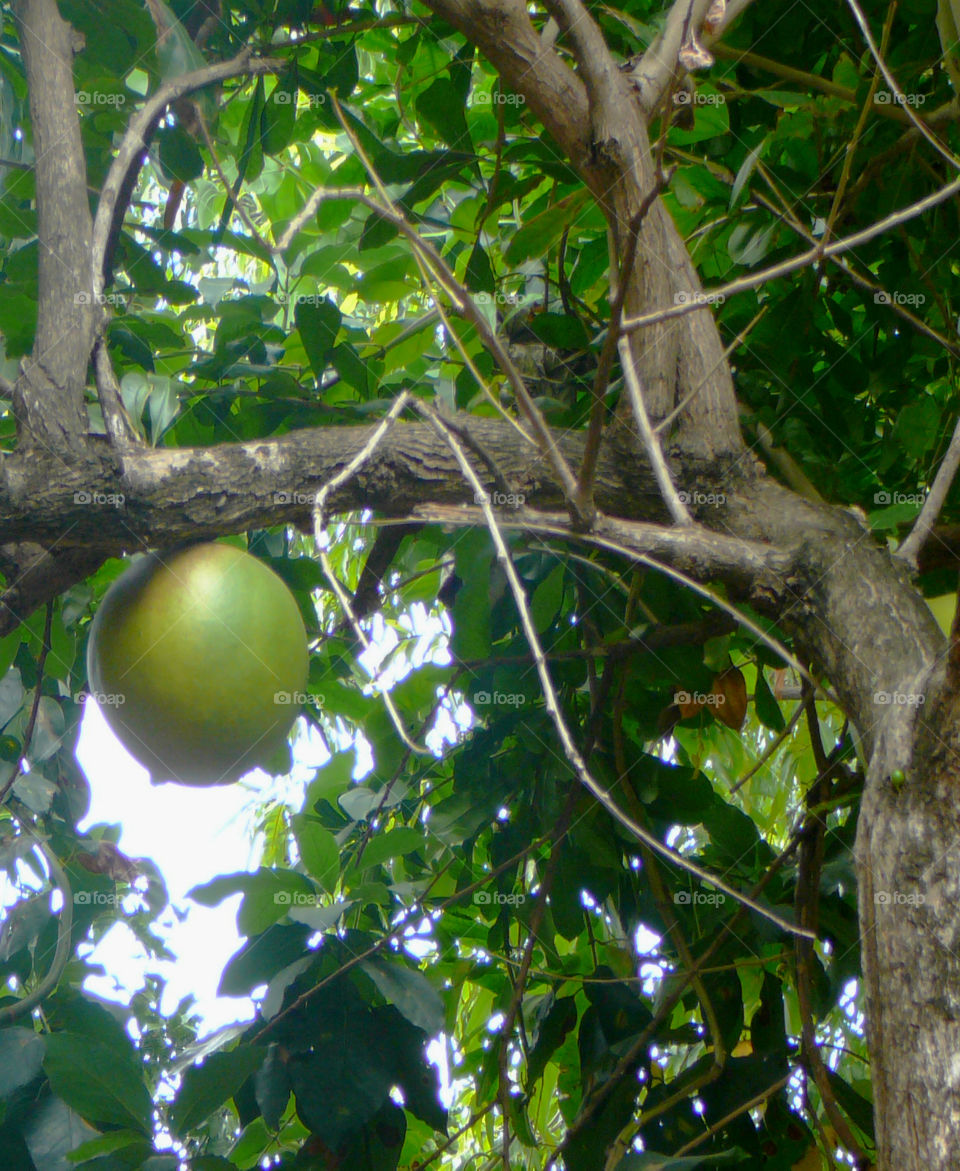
169 1046 266 1138
43 1032 152 1133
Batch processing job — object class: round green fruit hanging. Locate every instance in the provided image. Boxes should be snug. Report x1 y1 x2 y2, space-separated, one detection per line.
87 541 309 786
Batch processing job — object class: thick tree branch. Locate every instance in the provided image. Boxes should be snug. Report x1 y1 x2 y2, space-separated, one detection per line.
422 0 743 456
13 0 96 453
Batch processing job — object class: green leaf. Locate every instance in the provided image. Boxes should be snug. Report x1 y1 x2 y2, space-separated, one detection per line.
0 1028 44 1098
263 72 298 156
753 668 786 732
169 1045 266 1138
254 1043 291 1132
295 295 341 379
291 815 341 892
505 190 591 264
352 827 424 873
219 923 311 997
528 313 590 350
531 564 565 633
361 957 445 1035
416 77 470 148
43 1032 152 1133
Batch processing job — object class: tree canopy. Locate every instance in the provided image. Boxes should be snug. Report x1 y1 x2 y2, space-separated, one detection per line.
2 0 960 1168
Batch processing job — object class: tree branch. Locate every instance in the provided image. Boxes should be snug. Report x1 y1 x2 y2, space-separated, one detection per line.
12 0 96 453
91 50 282 296
622 172 960 333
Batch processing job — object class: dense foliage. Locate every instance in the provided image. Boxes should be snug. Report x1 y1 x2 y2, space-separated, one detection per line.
1 0 958 1167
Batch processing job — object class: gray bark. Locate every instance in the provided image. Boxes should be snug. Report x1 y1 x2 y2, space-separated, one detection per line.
4 0 958 1166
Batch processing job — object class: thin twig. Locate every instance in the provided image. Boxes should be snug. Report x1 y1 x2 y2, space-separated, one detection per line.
897 420 960 567
579 181 666 508
621 173 960 333
617 335 692 525
417 406 813 937
844 0 960 171
328 98 579 514
311 393 431 758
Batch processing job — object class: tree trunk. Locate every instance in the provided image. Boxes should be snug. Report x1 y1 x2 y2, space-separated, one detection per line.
858 670 960 1166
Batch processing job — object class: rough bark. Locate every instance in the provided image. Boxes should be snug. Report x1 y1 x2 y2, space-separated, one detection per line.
857 671 960 1166
423 0 742 457
12 0 96 454
5 0 960 1165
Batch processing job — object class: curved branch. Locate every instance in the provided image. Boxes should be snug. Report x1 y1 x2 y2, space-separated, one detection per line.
91 51 283 295
0 822 74 1024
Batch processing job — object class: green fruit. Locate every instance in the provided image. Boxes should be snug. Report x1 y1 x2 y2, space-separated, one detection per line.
87 542 309 786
